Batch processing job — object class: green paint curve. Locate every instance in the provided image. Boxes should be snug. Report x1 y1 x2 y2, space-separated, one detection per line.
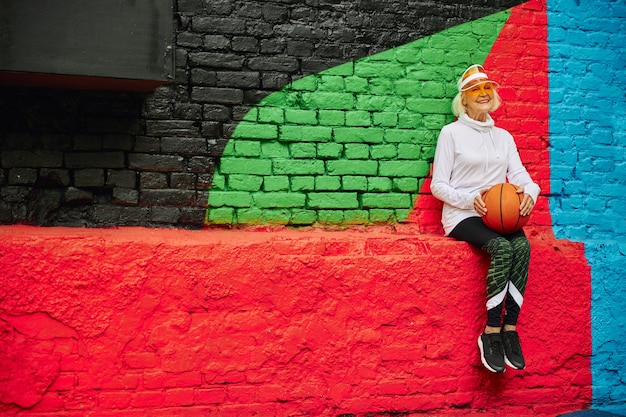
207 11 510 226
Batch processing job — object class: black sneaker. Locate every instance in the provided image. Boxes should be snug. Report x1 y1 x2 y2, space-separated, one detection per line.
478 333 505 373
502 330 526 370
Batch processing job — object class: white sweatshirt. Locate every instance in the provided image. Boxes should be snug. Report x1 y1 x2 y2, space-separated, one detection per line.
430 113 540 236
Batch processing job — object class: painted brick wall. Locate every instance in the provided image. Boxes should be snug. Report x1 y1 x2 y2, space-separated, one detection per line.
0 0 522 228
547 0 626 414
0 0 624 415
0 225 592 416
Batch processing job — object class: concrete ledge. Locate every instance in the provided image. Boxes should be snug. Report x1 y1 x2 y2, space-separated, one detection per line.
0 225 592 416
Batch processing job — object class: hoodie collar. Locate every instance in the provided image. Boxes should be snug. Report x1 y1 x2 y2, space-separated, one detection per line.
459 112 494 132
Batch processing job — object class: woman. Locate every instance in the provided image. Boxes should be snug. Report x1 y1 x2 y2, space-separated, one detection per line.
430 64 540 373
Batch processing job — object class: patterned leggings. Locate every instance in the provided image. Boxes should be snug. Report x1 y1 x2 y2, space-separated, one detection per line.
449 217 531 328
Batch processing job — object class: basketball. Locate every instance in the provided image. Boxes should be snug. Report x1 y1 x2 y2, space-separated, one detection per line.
481 183 529 234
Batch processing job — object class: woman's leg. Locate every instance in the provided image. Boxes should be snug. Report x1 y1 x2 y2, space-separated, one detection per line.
503 236 531 327
449 217 512 329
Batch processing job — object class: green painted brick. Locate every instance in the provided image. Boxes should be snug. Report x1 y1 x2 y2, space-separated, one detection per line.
207 207 234 224
356 95 405 112
393 177 419 192
420 81 446 98
373 112 398 127
398 144 421 159
371 144 397 159
208 191 252 207
233 122 278 140
240 107 258 122
318 210 344 224
318 110 345 126
211 172 225 190
261 142 290 158
422 145 436 160
307 192 359 209
369 208 395 223
406 97 450 114
285 109 318 125
263 176 290 191
258 107 284 124
346 111 371 127
334 127 384 144
398 112 424 129
395 46 422 64
396 208 411 222
236 208 264 225
291 176 315 191
318 75 345 91
384 128 424 144
354 61 404 79
342 176 368 191
379 160 429 177
220 157 272 175
317 143 343 159
234 141 261 157
369 77 395 95
290 142 317 158
424 114 449 130
315 176 341 191
228 174 263 191
253 192 306 208
222 140 235 156
344 210 370 224
273 159 325 175
362 192 411 208
394 79 421 96
444 35 480 51
367 177 392 192
261 209 291 224
301 92 354 110
289 210 317 225
326 160 378 176
421 48 445 64
289 77 317 91
344 144 370 159
345 76 368 93
279 125 333 142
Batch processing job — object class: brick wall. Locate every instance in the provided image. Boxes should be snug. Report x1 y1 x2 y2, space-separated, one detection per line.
0 0 523 228
0 225 592 416
547 0 626 414
1 0 625 415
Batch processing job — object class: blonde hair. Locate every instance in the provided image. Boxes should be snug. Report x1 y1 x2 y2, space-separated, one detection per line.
451 89 502 117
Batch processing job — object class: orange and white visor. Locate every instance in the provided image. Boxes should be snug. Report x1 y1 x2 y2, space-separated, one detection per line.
457 64 500 92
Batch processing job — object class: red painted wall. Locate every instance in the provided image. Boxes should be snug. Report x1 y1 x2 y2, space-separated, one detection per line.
0 225 590 416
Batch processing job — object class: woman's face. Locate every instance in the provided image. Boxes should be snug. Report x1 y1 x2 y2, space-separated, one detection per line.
463 82 495 121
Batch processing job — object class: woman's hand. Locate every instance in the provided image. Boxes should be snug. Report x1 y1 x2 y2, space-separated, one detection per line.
474 189 489 216
516 186 535 217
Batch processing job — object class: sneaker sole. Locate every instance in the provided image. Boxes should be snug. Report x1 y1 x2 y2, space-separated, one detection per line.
504 355 525 370
478 335 505 373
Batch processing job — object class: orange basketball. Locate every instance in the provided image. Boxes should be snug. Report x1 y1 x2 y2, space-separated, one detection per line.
481 183 529 234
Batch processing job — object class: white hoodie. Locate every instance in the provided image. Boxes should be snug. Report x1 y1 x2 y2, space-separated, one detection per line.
430 112 540 236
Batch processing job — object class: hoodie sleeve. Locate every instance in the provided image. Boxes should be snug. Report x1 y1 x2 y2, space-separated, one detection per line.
431 126 480 210
505 133 540 202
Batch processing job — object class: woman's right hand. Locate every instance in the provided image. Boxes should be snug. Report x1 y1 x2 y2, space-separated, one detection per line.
474 190 489 216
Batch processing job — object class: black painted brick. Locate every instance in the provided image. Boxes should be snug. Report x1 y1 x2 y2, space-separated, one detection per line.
2 150 64 168
74 169 105 187
191 87 244 105
65 152 125 169
140 189 197 206
129 154 185 172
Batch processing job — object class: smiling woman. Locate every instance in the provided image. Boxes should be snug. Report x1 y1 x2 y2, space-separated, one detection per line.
430 64 540 373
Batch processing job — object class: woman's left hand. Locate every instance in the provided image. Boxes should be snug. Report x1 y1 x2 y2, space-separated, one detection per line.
516 186 535 217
